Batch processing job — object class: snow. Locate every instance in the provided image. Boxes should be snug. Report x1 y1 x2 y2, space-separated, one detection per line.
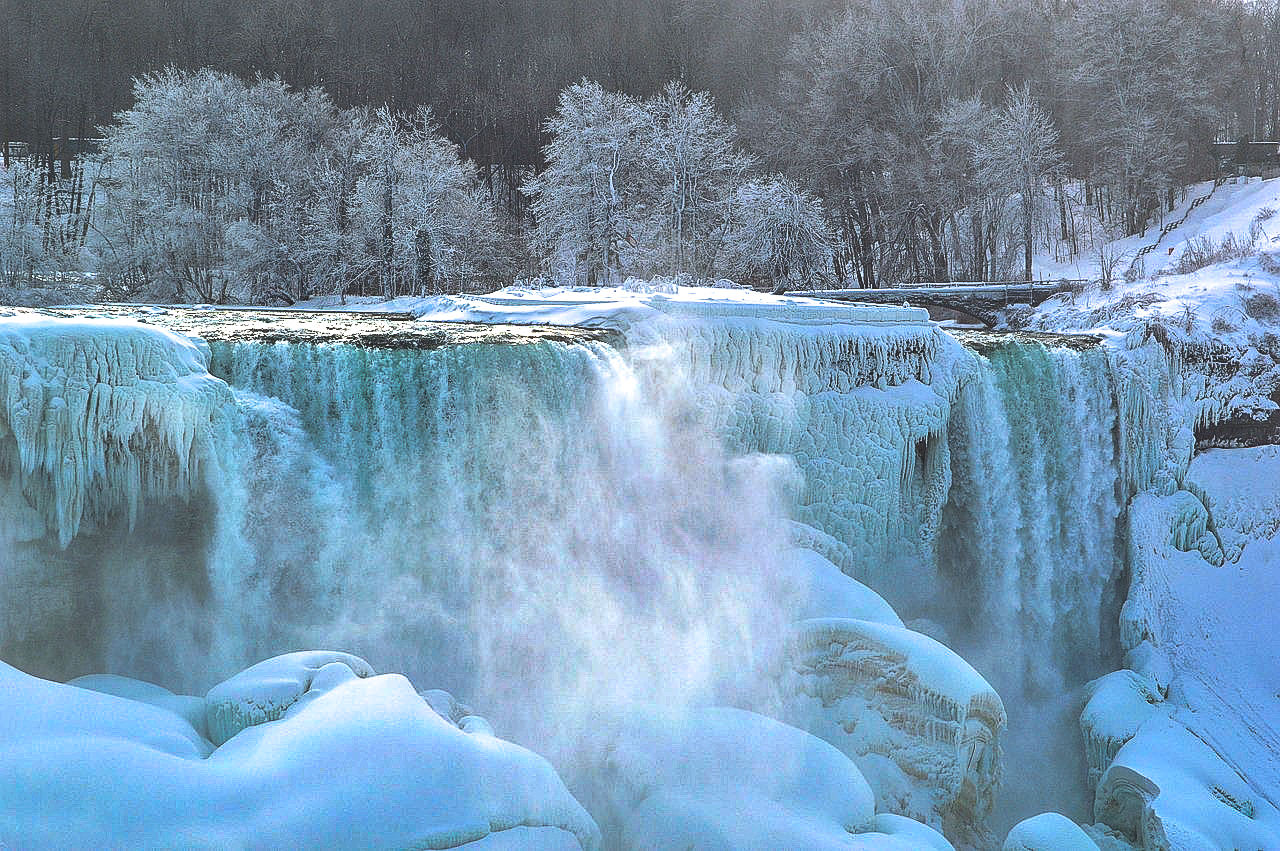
0 654 601 849
204 650 377 745
779 616 1006 839
772 547 903 626
1092 447 1280 849
297 283 931 331
1035 177 1280 285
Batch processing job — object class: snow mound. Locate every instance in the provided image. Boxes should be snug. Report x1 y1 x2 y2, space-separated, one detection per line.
773 547 903 625
1079 671 1164 791
1003 812 1099 850
1096 717 1280 850
69 673 209 741
572 704 949 849
204 649 376 746
0 655 600 848
0 312 230 547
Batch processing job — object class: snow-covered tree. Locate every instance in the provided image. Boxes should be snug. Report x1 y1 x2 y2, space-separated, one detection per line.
347 107 497 297
725 176 831 293
525 79 648 286
95 69 332 302
642 81 753 280
973 85 1064 282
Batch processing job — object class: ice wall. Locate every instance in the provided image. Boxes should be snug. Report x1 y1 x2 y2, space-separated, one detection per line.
0 315 235 681
634 317 971 596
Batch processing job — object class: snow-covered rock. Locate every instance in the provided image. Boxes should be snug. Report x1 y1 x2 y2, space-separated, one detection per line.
1095 717 1280 850
0 654 600 848
772 546 903 625
1079 671 1164 790
204 649 376 746
570 703 949 850
1003 812 1099 850
779 616 1006 839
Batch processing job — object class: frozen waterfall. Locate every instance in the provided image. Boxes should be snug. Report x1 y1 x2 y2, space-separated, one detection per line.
0 308 1155 848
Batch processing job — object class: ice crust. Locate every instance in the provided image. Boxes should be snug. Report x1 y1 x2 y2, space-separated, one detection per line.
0 655 601 849
0 313 230 547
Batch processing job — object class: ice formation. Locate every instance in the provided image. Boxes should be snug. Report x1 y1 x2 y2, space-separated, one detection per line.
0 654 601 849
779 615 1006 839
0 313 230 548
633 315 970 592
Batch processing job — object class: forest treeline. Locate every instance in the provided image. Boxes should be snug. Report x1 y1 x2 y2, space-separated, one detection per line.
3 0 1280 298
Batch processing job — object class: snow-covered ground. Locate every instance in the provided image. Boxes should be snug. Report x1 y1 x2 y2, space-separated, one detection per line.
298 281 931 331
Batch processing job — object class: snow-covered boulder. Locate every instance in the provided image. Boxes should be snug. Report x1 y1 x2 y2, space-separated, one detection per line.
204 649 376 746
773 546 903 625
1094 717 1280 850
778 617 1006 840
1079 670 1164 790
0 655 600 848
1003 813 1099 850
570 704 947 849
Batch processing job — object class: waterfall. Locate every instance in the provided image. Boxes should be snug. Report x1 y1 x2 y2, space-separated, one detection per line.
198 338 807 758
935 340 1126 833
0 311 1151 847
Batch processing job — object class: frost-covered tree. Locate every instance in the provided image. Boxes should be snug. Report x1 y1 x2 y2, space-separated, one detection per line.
642 82 753 280
347 107 497 297
94 69 496 302
725 176 831 293
95 69 336 302
972 86 1064 282
525 80 648 286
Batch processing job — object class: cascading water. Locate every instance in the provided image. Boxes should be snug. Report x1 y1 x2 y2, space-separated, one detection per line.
189 338 806 760
935 340 1127 833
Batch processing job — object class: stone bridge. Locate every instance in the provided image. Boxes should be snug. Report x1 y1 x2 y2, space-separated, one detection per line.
803 281 1083 327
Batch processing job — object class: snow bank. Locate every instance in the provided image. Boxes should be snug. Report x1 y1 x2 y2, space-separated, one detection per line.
1094 447 1280 849
0 654 601 849
301 284 931 332
1096 717 1280 850
0 312 230 547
